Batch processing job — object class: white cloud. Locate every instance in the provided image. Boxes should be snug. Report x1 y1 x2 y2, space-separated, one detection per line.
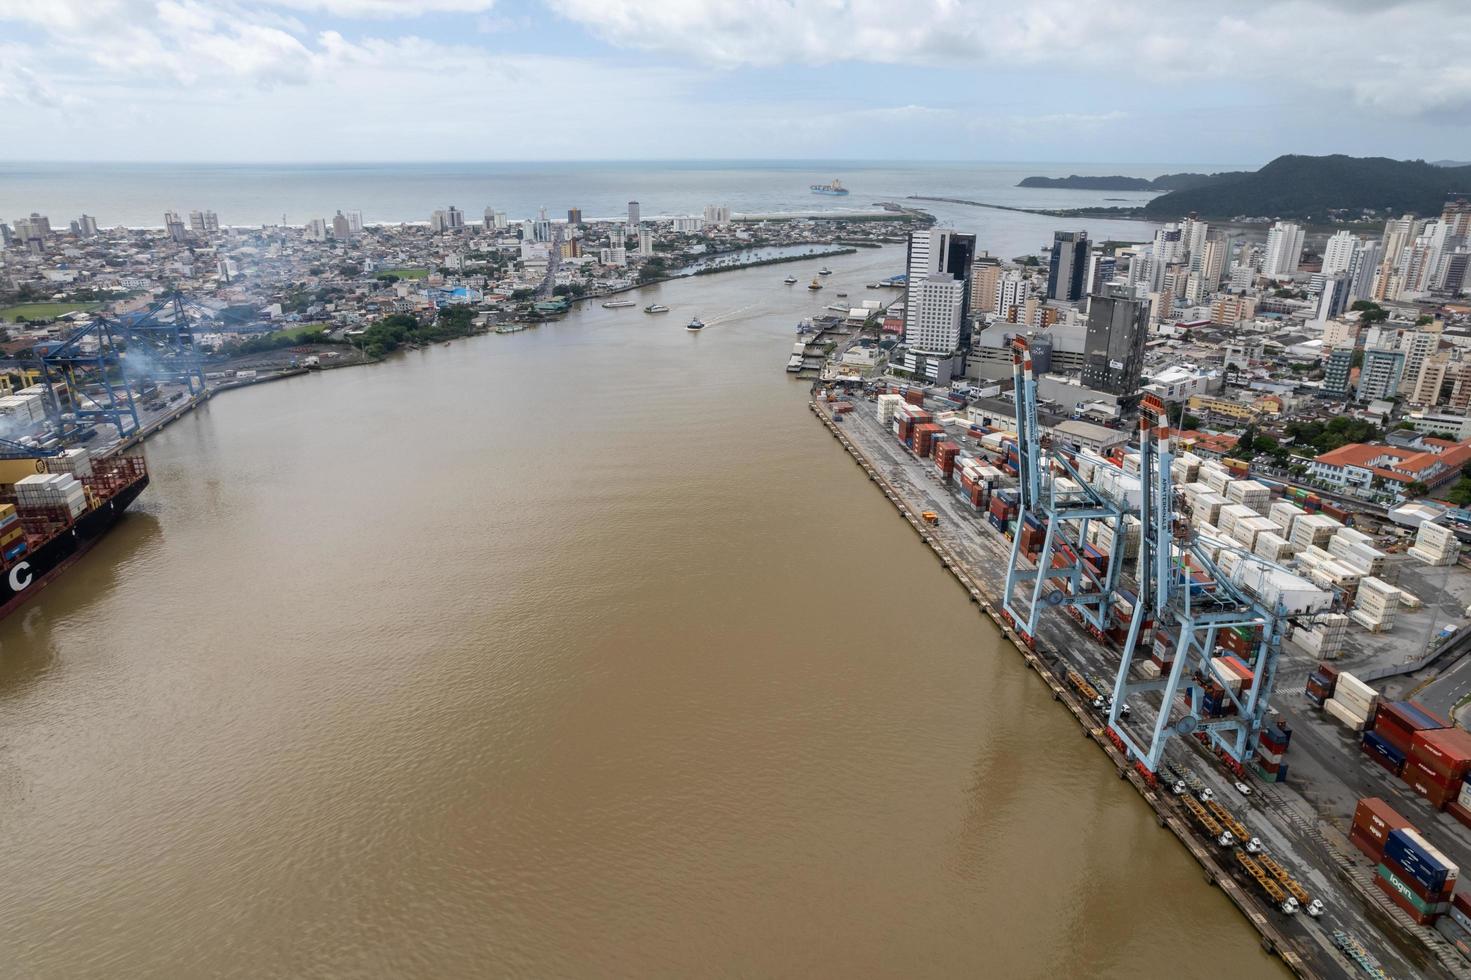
546 0 1471 115
262 0 498 16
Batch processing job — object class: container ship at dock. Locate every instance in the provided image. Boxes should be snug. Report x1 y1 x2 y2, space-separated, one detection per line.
0 448 149 621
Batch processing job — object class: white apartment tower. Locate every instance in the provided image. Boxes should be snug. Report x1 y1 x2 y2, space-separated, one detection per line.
1262 221 1305 276
908 274 965 353
1321 231 1359 277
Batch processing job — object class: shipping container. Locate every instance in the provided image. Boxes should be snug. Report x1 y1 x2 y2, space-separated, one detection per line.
1386 828 1459 891
1363 731 1408 776
1377 865 1449 922
1352 798 1411 861
1410 727 1471 784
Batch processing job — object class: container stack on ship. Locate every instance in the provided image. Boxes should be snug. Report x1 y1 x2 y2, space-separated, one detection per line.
0 445 149 618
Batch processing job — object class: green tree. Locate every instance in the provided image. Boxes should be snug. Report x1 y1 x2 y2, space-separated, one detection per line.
1182 414 1201 430
1405 481 1429 497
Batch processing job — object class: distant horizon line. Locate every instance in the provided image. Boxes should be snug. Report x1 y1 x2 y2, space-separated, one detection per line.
0 157 1263 169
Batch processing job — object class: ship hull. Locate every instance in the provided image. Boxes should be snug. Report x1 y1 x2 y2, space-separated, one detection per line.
0 474 149 621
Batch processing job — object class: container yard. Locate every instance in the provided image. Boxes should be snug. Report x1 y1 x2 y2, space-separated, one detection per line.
810 356 1471 978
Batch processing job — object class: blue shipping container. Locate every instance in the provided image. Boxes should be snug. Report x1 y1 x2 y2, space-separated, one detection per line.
1364 731 1406 765
3 542 25 561
1386 829 1453 893
1022 513 1043 530
987 513 1006 533
1388 701 1448 731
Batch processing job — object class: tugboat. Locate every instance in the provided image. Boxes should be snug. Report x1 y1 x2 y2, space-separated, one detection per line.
807 278 822 290
644 304 669 314
783 275 798 284
835 291 848 298
818 267 833 276
686 316 705 332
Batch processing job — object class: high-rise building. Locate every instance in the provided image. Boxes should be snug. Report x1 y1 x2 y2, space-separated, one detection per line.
1046 230 1089 302
1315 273 1351 322
1084 250 1116 300
1081 285 1149 395
1321 231 1359 277
431 206 464 233
567 208 582 225
188 209 219 236
532 219 553 242
1410 355 1450 407
702 204 731 226
1350 240 1380 301
0 221 14 247
638 226 652 256
331 210 351 239
1322 348 1354 398
1443 252 1469 296
347 211 364 234
304 218 329 241
1358 347 1406 401
164 210 187 242
903 229 976 341
1444 197 1471 241
1200 234 1230 290
76 214 99 238
906 273 966 353
994 271 1028 319
1262 221 1304 276
969 254 1002 316
628 201 640 227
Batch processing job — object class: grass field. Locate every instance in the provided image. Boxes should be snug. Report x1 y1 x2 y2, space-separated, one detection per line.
261 324 333 343
0 301 103 322
375 268 430 280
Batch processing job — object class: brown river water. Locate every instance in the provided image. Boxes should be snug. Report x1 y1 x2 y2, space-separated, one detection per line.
0 246 1281 977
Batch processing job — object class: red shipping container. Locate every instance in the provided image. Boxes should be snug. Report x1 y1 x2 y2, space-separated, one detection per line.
1374 717 1417 757
1353 798 1411 854
1351 826 1386 862
904 389 925 406
1404 760 1458 810
1377 873 1441 925
1318 661 1341 680
1411 728 1471 784
1450 801 1471 832
1363 740 1404 777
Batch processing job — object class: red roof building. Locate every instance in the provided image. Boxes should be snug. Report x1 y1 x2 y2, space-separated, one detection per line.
1309 438 1471 498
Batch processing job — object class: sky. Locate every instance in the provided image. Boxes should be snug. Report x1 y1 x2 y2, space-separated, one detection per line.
0 0 1468 164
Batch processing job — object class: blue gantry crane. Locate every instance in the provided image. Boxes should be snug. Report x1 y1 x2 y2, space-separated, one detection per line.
1107 395 1331 774
112 290 211 396
1000 337 1130 648
36 315 142 440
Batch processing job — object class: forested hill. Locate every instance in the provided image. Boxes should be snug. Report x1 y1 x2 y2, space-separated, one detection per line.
1140 155 1471 220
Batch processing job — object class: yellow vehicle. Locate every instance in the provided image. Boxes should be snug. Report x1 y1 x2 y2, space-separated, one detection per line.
921 511 939 525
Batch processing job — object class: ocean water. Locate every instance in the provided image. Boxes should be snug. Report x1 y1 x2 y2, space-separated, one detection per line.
0 160 1234 258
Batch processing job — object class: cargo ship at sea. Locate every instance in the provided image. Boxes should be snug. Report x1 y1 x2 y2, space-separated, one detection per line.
0 448 149 621
810 179 849 196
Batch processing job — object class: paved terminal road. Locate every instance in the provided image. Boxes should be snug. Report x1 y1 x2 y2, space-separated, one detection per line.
833 396 1456 980
1416 651 1471 721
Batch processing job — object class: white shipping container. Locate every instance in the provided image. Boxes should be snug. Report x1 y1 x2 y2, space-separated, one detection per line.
1335 672 1379 707
1418 522 1458 552
1254 531 1291 562
1324 697 1371 731
1230 561 1333 615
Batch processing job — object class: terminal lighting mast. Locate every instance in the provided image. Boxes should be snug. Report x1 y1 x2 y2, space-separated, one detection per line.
1000 338 1129 646
1108 396 1330 774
